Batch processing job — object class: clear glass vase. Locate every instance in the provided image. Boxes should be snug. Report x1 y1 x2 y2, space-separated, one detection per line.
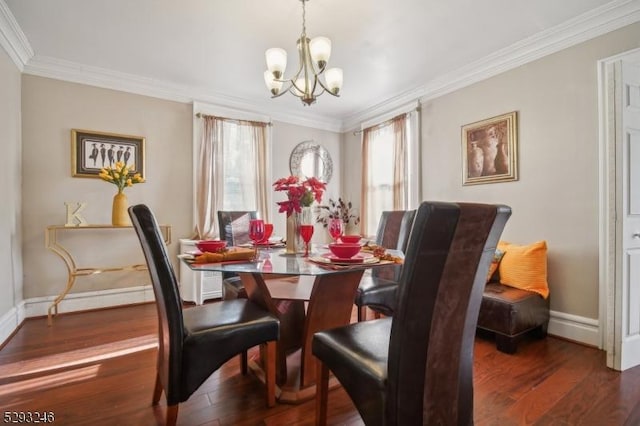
285 206 313 254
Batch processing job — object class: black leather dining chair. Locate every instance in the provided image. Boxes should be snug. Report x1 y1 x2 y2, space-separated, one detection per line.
217 210 257 300
354 210 415 321
313 201 511 425
129 204 280 426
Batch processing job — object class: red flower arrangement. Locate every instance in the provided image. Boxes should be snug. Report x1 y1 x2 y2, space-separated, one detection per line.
273 175 326 217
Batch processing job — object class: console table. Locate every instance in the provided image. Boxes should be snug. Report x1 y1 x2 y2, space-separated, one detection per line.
45 224 172 325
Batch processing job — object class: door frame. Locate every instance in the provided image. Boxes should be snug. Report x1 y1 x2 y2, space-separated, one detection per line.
598 47 640 370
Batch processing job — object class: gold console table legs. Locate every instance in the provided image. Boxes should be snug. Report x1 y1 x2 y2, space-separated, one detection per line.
45 224 171 325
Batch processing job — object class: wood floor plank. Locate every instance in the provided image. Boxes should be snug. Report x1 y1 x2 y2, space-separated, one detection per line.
1 303 638 425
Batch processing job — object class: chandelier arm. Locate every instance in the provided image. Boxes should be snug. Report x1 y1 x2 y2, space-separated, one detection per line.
315 78 338 97
269 51 305 99
270 81 295 99
289 80 303 95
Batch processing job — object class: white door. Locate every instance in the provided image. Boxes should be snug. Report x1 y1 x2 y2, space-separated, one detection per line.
613 60 640 370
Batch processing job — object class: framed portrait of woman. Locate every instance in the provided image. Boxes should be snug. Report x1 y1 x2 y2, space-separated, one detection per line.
461 111 518 185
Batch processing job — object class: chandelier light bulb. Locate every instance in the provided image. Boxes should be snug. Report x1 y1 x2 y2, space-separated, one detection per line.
292 77 306 97
325 68 343 95
309 36 331 69
265 48 287 79
263 70 283 95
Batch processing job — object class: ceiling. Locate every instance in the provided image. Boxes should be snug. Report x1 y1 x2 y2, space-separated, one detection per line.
3 0 634 130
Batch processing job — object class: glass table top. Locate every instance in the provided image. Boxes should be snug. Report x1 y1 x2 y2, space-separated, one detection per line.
183 245 401 276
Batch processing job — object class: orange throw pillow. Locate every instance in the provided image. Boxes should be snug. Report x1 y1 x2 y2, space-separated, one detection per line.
497 240 549 299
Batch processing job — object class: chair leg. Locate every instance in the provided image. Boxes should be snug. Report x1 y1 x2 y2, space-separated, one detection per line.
241 350 248 375
357 305 367 322
152 372 163 405
165 405 179 426
264 341 277 408
315 360 330 426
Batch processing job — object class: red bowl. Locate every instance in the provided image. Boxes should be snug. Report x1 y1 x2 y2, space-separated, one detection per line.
196 240 227 253
328 243 361 259
340 235 361 244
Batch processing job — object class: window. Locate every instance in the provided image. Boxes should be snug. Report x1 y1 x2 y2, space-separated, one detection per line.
194 114 269 239
220 121 259 211
364 123 400 236
362 111 419 237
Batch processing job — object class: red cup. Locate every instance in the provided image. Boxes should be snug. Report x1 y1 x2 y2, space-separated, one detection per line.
258 223 274 244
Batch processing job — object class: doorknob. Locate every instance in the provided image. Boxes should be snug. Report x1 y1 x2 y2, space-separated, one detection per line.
633 233 640 239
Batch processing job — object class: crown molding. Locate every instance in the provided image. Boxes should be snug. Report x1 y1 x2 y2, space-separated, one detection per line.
0 0 33 71
23 55 343 133
9 0 640 133
340 0 640 132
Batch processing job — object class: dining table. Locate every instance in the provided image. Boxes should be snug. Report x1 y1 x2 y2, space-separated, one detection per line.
183 244 400 403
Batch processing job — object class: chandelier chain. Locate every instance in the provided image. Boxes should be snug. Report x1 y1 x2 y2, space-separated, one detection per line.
301 0 307 36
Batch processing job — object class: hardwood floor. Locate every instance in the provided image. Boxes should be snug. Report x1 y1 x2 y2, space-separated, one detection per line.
1 303 639 425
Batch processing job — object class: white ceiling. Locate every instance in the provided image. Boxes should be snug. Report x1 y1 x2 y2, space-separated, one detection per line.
2 0 637 130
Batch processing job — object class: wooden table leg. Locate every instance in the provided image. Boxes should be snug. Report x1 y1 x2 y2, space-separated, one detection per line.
300 270 364 388
240 269 364 402
240 273 305 386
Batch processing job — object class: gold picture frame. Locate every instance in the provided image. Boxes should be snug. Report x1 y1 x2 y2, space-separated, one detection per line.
71 129 145 178
461 111 518 185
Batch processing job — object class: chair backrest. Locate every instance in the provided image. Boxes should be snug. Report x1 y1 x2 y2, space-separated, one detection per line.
386 202 511 425
375 210 416 251
217 211 258 246
128 204 185 403
373 210 416 281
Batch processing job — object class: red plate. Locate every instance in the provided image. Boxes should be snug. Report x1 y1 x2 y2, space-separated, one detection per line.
322 252 373 264
252 241 283 247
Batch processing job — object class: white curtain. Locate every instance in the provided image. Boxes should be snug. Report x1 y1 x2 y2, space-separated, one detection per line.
194 115 269 239
361 114 408 237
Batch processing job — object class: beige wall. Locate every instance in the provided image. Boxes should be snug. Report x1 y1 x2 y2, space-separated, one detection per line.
19 77 344 301
420 22 640 319
341 129 363 234
21 76 193 298
0 47 22 319
271 121 342 242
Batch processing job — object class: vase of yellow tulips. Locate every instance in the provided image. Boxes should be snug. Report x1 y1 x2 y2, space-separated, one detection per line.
98 161 145 226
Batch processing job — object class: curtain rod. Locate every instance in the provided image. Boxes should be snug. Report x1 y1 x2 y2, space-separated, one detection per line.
195 112 272 127
353 109 417 135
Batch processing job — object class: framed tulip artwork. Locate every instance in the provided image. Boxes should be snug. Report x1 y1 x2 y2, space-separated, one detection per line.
71 129 145 179
461 111 518 185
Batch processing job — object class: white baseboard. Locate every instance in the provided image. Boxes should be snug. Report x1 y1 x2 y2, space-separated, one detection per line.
1 285 155 347
548 310 600 347
0 301 25 346
23 285 156 319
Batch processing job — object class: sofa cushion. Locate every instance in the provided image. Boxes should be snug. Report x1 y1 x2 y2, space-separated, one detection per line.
478 282 550 336
486 248 505 283
497 240 549 298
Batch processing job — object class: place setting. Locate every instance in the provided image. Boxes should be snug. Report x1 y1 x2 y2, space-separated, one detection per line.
178 239 258 265
307 219 398 268
239 222 286 248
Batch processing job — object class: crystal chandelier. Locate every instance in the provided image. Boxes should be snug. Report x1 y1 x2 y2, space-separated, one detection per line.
263 0 343 106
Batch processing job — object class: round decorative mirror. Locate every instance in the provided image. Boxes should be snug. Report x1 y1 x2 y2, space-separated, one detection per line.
289 141 333 183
